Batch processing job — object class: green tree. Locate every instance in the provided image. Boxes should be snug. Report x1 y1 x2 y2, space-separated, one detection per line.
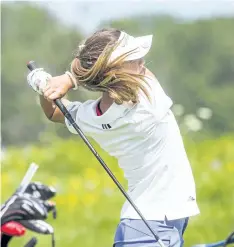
1 4 234 146
1 3 83 146
108 16 234 135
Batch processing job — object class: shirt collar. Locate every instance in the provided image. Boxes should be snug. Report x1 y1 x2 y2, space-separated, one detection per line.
91 97 135 124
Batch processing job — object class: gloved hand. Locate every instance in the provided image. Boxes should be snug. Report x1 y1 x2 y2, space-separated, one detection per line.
27 68 52 95
1 194 48 225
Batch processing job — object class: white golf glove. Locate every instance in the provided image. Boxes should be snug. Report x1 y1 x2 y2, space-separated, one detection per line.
27 68 52 95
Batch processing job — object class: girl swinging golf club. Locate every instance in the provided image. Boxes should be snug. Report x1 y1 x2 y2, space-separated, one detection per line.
27 28 200 247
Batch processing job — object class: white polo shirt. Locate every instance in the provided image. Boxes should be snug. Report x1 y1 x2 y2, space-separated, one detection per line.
65 76 200 220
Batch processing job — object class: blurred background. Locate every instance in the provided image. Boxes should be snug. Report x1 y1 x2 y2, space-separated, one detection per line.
1 1 234 246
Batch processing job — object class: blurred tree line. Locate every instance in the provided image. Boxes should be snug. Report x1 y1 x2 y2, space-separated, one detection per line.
1 3 234 146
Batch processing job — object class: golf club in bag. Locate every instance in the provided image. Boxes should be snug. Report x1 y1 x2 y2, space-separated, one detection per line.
1 163 38 218
1 197 56 247
27 61 165 247
1 164 57 247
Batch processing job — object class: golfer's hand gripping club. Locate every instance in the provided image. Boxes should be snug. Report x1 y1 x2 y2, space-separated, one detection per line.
26 61 165 247
26 61 67 116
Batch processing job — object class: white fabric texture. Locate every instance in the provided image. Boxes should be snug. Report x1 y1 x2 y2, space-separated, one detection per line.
109 31 153 63
65 75 200 221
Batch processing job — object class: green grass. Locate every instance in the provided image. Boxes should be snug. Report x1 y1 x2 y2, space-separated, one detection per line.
1 136 234 246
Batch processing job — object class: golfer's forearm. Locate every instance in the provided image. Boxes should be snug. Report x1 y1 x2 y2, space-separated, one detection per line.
38 73 75 123
39 96 70 123
39 96 56 119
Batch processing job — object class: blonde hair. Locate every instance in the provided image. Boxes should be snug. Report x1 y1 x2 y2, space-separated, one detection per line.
71 28 150 105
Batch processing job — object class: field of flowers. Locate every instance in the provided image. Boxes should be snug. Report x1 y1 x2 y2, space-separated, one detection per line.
1 136 234 247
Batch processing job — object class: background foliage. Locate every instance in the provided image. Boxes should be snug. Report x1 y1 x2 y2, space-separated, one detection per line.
1 136 234 246
1 3 234 146
1 2 234 247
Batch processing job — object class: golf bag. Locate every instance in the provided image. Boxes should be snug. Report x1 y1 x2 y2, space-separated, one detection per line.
1 181 57 247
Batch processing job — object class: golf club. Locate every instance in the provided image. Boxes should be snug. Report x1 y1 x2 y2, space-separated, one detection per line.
25 182 57 218
1 222 26 247
25 182 56 201
1 194 48 225
1 189 56 247
20 220 55 247
24 237 38 247
1 163 38 218
1 221 26 236
20 220 53 235
27 61 165 247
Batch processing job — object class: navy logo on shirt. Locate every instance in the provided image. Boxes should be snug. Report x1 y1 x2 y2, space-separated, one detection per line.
102 124 112 129
188 196 195 201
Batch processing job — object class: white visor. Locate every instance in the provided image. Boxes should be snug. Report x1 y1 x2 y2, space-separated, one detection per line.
109 31 153 63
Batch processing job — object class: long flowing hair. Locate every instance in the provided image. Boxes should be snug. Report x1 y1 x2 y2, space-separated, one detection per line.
70 28 150 104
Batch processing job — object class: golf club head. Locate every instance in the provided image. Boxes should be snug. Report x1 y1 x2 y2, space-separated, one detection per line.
43 201 57 219
1 194 47 225
25 182 56 201
20 220 54 235
25 182 57 218
1 221 26 236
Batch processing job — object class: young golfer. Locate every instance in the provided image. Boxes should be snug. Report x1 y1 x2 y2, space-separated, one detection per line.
27 28 199 247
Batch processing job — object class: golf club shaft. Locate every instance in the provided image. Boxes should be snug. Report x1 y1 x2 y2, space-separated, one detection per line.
24 237 38 247
0 163 38 218
27 61 165 247
17 163 39 194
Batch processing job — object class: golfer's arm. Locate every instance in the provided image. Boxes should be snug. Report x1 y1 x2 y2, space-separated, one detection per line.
39 96 71 124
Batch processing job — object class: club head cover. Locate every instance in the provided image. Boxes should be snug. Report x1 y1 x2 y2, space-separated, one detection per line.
1 182 56 212
1 194 48 225
20 220 54 235
25 182 56 201
1 221 26 236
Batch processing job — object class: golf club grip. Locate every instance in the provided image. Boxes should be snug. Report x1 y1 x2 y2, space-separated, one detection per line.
26 61 66 114
27 61 37 71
